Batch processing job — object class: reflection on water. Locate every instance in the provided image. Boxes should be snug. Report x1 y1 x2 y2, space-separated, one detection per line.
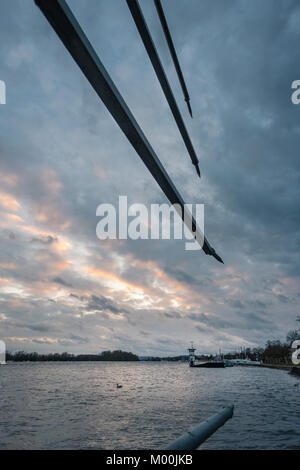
0 362 299 449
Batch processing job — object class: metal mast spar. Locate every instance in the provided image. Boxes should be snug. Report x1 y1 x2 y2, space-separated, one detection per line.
126 0 200 178
34 0 223 263
154 0 193 118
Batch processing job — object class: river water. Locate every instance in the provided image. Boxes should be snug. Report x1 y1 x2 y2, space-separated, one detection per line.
0 361 299 449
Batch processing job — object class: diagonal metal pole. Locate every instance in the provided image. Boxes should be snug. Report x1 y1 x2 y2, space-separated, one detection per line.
154 0 193 118
165 405 234 450
126 0 201 178
34 0 223 264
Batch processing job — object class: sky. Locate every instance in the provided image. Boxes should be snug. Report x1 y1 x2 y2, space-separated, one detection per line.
0 0 299 356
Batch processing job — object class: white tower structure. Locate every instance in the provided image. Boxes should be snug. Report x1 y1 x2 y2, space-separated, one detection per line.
188 342 196 367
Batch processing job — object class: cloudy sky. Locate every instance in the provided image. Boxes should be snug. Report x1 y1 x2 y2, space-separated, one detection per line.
0 0 299 356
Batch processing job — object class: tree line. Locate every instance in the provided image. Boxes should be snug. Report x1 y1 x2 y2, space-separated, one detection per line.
6 349 139 362
222 329 300 365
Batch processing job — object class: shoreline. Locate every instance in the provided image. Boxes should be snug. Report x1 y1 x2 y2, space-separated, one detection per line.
237 363 300 375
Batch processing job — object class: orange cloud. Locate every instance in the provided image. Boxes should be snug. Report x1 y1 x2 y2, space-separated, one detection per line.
0 277 12 284
5 213 24 223
33 204 71 231
0 191 20 212
85 265 146 294
4 336 58 344
53 239 71 253
0 262 16 270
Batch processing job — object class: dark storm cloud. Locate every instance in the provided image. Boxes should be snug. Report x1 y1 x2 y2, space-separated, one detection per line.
8 319 54 333
31 236 57 245
52 276 73 288
227 299 245 310
188 312 233 329
32 338 54 345
245 312 273 329
163 311 182 319
26 323 54 332
69 334 89 344
86 295 127 315
277 294 289 303
164 266 210 287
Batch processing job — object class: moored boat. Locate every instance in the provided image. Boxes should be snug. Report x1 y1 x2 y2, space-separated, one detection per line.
191 361 225 368
188 343 225 368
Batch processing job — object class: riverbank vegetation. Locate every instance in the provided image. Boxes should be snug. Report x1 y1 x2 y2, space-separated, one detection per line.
6 350 139 362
